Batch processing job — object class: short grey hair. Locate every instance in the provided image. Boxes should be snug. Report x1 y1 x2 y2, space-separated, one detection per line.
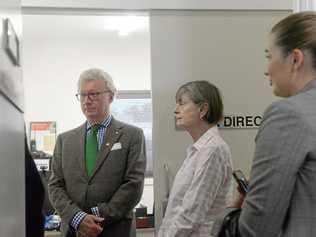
77 68 117 95
176 80 224 124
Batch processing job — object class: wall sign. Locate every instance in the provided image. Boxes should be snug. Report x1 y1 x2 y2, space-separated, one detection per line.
218 115 263 129
175 114 263 131
30 121 56 155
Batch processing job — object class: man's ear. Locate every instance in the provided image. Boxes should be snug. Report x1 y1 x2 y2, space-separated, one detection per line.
109 93 114 103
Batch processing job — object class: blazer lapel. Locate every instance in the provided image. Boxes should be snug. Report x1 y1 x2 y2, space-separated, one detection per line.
76 123 89 180
89 119 123 180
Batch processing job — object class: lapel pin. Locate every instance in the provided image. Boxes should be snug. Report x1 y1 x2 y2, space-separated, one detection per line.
106 143 110 146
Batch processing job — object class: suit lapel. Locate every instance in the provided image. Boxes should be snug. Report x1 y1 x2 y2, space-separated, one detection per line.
89 119 123 180
76 123 89 180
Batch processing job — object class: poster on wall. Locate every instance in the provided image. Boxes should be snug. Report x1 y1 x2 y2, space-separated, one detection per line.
30 121 56 155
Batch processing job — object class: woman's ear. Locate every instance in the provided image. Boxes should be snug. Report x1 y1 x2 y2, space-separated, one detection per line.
291 48 304 70
199 103 209 119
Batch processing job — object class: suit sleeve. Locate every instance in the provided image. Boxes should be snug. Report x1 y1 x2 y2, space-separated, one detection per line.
239 100 309 237
48 135 82 226
97 128 146 221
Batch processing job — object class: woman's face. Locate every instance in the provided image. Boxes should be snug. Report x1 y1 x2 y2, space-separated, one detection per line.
265 34 293 97
174 92 202 130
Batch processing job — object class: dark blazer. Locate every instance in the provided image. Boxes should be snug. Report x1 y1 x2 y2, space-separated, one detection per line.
25 137 44 237
48 118 146 237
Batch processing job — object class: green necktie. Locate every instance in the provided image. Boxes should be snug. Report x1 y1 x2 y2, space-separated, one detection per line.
85 124 100 177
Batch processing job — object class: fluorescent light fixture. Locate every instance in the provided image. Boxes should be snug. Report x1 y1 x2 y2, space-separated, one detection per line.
104 15 148 36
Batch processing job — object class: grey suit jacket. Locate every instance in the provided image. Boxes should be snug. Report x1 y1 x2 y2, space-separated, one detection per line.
236 80 316 237
48 118 146 237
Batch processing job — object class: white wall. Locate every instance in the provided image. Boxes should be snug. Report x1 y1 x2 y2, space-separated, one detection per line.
21 0 292 10
23 15 151 134
150 10 291 229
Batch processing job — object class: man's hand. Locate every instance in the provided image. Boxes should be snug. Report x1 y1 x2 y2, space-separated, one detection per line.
77 214 104 237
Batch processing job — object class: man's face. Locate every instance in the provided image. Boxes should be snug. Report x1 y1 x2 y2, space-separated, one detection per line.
79 79 113 123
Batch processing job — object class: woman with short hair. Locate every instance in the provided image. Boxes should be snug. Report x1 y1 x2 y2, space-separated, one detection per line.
158 80 233 237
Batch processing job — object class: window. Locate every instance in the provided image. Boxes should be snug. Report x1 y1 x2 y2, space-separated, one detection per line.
111 90 153 176
111 90 154 214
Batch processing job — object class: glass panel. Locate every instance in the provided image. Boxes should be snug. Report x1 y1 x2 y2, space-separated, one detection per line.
111 97 153 176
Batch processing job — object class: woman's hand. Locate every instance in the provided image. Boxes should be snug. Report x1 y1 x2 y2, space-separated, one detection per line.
230 186 246 208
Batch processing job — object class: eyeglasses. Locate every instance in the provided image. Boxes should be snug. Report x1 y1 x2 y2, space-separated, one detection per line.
75 90 110 101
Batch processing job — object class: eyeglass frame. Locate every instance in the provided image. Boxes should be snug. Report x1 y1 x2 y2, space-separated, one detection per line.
75 90 111 101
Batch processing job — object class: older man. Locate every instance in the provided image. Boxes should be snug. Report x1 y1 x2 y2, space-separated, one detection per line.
48 68 146 237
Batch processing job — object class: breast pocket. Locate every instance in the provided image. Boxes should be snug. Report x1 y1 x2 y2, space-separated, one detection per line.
105 148 128 172
94 148 128 185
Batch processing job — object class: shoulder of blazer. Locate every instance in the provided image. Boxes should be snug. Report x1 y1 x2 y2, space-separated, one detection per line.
110 117 143 133
58 123 86 140
268 80 316 111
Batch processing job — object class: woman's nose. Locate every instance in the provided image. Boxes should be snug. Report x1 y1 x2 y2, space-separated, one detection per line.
174 105 179 114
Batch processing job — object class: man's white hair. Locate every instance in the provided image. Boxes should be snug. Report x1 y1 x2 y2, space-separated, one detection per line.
77 68 117 95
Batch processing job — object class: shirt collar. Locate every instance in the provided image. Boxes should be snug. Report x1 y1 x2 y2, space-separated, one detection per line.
297 79 316 95
86 114 112 131
191 125 219 151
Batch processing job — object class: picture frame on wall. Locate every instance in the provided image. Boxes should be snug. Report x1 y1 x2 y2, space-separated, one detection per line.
3 18 20 66
29 121 57 155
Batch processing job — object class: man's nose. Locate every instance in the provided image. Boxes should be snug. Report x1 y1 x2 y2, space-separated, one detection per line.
82 95 93 103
